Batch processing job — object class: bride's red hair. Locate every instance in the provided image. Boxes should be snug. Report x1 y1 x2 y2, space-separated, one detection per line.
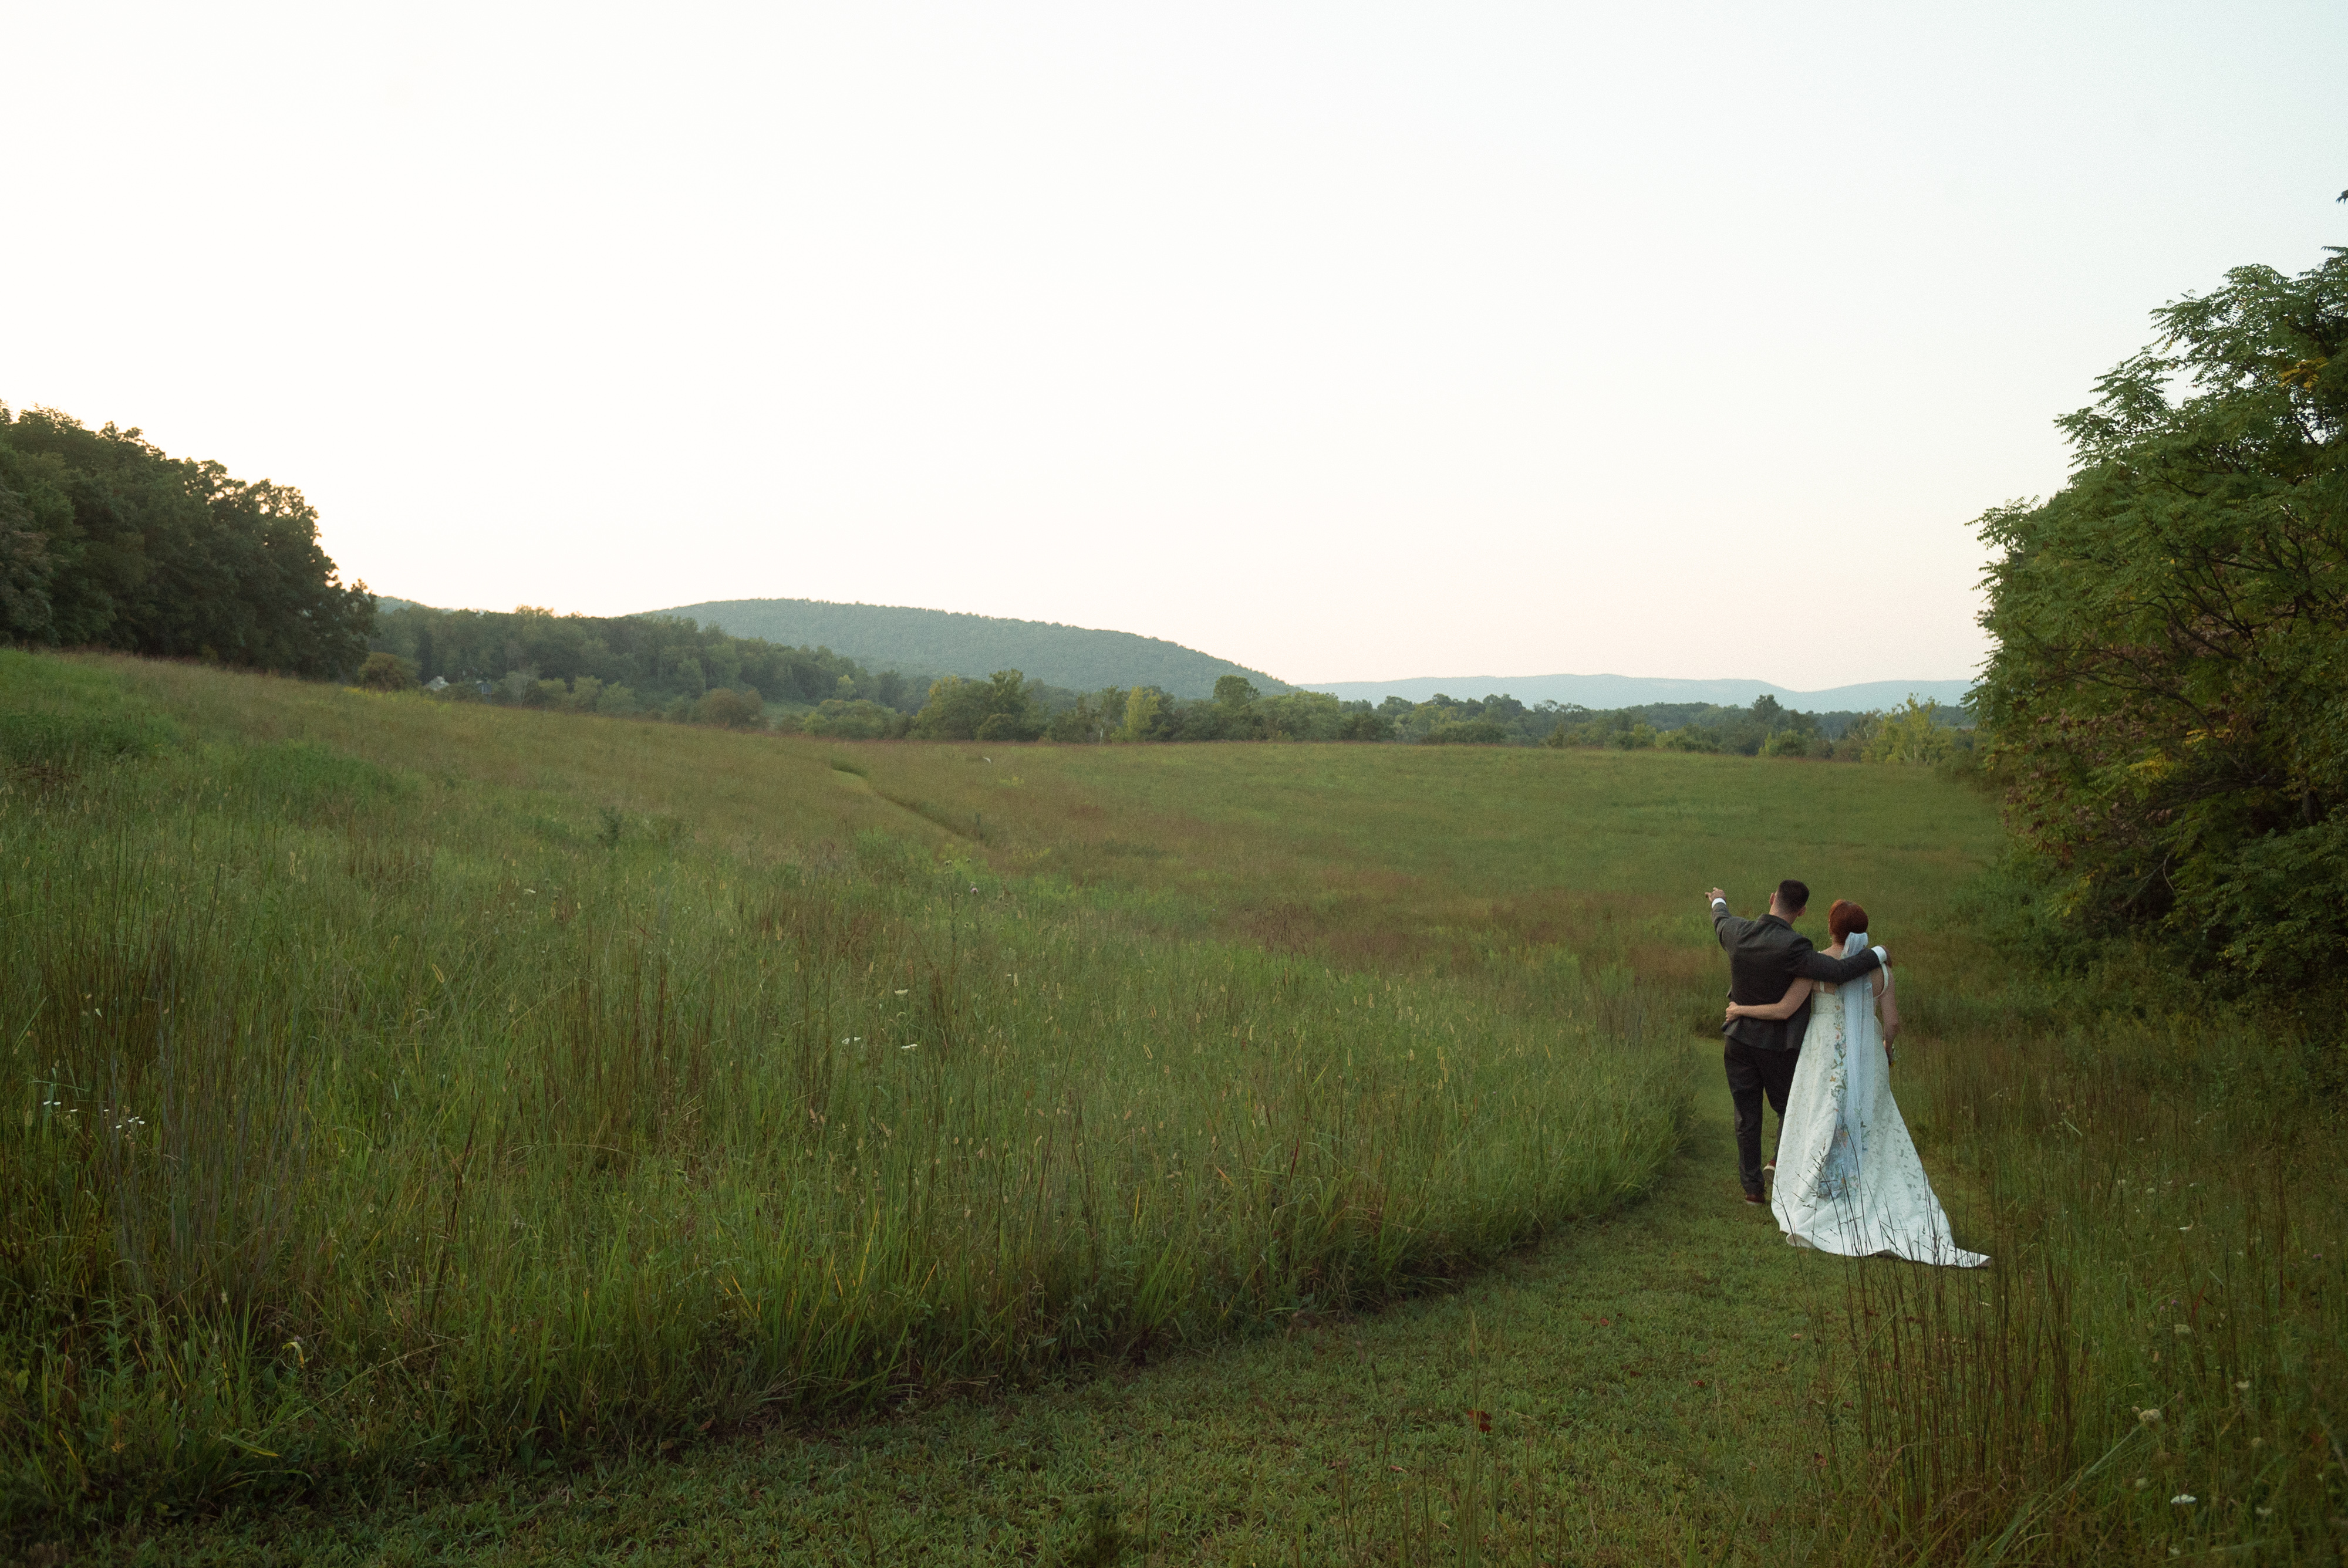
1828 899 1868 940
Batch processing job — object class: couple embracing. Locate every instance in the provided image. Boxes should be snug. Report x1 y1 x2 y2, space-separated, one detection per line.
1709 880 1986 1268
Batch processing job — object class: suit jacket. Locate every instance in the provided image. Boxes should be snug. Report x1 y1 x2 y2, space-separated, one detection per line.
1713 903 1882 1052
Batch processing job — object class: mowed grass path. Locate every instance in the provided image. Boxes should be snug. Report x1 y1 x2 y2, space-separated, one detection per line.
103 1042 1871 1566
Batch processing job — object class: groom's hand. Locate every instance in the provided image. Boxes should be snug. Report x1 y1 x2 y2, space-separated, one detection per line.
1706 887 1727 907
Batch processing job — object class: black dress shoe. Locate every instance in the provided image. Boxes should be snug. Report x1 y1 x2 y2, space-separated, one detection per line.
1743 1192 1766 1205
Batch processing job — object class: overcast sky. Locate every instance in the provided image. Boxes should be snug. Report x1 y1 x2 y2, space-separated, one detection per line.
7 1 2342 690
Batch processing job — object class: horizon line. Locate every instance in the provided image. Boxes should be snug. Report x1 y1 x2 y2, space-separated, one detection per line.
1294 671 1978 690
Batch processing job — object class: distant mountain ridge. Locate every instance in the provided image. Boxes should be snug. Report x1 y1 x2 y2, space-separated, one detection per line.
646 598 1289 699
394 591 1967 714
1300 673 1977 712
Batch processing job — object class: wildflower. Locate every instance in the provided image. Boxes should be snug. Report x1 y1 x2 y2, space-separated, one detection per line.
2256 1507 2273 1519
2139 1408 2163 1426
2173 1323 2191 1336
2171 1494 2195 1505
2235 1380 2251 1391
2134 1478 2150 1490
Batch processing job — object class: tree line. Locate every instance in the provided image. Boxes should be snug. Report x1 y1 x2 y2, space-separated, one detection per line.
871 673 1389 742
0 406 373 676
360 601 931 723
822 671 1968 756
1381 689 1968 758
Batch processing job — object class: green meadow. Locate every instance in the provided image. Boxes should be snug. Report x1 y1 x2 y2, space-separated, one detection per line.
3 653 2342 1564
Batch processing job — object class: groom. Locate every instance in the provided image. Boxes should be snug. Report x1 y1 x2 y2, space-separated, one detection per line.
1707 881 1887 1206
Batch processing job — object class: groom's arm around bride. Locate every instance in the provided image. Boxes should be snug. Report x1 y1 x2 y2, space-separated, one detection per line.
1706 881 1885 1054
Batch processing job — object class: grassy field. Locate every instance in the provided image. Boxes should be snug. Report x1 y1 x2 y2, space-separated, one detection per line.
4 653 2342 1564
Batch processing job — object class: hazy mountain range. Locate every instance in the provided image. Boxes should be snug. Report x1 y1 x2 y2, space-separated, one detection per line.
1300 673 1977 711
394 594 1969 711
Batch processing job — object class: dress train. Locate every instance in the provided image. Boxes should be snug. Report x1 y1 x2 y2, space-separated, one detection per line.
1769 935 1987 1268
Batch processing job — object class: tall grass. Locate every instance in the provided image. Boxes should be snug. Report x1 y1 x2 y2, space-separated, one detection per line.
0 653 1687 1532
1816 954 2347 1560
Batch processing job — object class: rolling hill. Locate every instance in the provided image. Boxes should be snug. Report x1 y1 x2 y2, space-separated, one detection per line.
645 598 1290 698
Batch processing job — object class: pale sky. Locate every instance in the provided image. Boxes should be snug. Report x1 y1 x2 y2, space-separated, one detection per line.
7 1 2342 689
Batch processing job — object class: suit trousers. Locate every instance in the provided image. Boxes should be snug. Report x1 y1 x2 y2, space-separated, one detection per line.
1723 1038 1800 1197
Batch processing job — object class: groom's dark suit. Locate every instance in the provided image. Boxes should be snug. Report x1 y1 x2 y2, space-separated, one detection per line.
1713 901 1883 1198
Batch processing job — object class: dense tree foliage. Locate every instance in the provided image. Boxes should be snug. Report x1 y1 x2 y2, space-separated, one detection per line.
899 673 1387 744
0 407 373 676
367 602 920 721
1020 678 1391 743
1976 247 2348 987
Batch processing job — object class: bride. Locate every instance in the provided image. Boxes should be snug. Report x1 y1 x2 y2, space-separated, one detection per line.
1725 899 1987 1268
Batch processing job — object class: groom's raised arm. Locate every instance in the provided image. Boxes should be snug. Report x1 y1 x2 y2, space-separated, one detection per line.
1707 888 1746 945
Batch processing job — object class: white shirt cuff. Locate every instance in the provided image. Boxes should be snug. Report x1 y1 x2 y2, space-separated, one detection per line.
1712 898 1728 910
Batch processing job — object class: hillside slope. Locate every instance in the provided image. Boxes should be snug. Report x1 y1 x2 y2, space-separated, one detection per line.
648 597 1288 698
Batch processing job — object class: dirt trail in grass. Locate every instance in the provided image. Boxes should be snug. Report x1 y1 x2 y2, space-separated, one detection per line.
111 1044 1852 1566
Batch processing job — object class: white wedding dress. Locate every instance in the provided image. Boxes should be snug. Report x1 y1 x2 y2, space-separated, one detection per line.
1770 933 1988 1268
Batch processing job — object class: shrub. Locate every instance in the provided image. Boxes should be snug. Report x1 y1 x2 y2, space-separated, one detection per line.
802 698 903 739
1861 698 1955 765
1423 718 1509 745
692 686 764 728
975 712 1029 742
357 651 416 692
915 671 1042 741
